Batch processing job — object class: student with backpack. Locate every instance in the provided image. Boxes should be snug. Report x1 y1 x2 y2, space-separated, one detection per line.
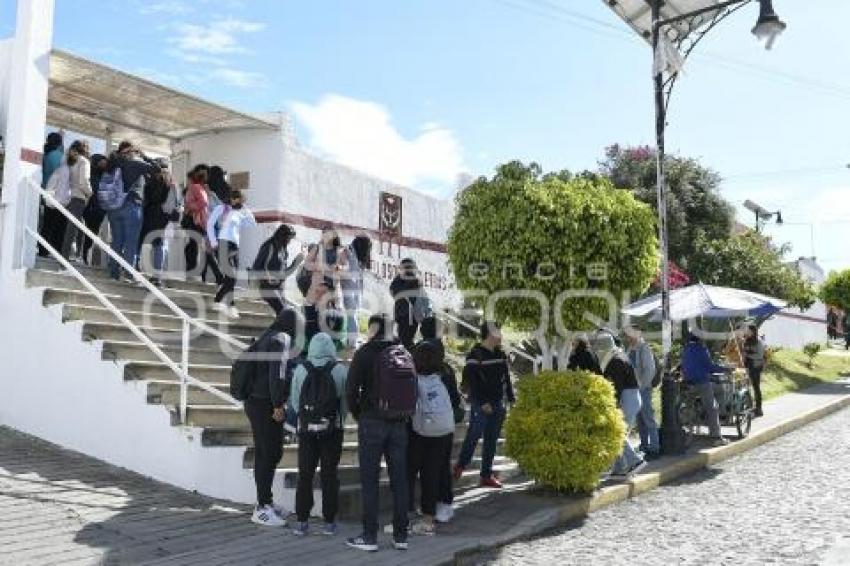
624 326 660 459
390 258 432 350
101 142 160 281
138 162 176 286
345 314 415 552
231 309 298 527
454 321 515 489
252 224 304 316
207 189 256 319
416 317 463 524
407 341 457 536
78 154 109 266
287 332 349 537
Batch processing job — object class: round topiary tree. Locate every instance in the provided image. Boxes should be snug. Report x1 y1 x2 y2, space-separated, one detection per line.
821 269 850 311
504 370 625 493
447 161 658 366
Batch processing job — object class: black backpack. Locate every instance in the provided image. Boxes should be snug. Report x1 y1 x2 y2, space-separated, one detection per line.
230 329 276 401
298 361 340 436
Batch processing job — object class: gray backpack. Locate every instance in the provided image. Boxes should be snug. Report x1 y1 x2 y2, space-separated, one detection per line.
412 374 455 437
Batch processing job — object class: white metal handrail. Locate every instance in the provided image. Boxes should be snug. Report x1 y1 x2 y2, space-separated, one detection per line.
24 180 246 423
29 182 248 352
26 227 240 420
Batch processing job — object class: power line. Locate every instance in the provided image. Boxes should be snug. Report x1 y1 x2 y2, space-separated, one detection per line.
491 0 850 103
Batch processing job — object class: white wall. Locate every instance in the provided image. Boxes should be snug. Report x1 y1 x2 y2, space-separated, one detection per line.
0 38 13 138
173 120 460 309
762 301 827 349
0 268 279 505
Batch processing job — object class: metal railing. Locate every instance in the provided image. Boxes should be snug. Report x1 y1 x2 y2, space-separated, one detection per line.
24 180 246 424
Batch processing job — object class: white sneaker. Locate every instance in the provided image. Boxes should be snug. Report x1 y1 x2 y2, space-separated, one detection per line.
226 306 240 319
435 502 454 524
251 505 286 527
210 302 226 313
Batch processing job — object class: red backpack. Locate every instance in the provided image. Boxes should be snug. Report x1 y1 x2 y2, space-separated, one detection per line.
374 344 418 419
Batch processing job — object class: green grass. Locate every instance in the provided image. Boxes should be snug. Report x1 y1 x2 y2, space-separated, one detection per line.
760 347 850 401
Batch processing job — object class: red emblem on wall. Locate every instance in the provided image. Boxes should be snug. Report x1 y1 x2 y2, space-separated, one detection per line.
379 192 403 258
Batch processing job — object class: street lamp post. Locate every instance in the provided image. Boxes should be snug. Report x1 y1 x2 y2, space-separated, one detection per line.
649 0 787 455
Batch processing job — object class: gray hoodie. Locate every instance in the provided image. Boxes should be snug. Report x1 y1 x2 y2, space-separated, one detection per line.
627 339 656 390
288 332 349 424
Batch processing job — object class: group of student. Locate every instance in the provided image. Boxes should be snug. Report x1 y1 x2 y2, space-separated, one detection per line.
237 292 513 553
38 133 257 316
568 322 769 479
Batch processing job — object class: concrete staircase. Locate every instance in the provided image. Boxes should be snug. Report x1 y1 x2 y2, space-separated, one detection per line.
25 258 520 517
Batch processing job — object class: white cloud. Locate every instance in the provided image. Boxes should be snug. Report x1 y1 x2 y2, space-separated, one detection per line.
209 67 266 88
290 94 466 194
170 18 265 55
140 1 193 15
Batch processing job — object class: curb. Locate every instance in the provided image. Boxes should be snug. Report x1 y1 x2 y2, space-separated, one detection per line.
450 391 850 565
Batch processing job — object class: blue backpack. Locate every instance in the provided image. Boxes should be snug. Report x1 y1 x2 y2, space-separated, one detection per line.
97 168 127 211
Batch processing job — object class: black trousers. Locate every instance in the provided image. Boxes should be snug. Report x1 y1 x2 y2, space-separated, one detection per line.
79 202 106 265
244 398 283 506
259 282 286 316
295 429 344 523
214 241 239 305
748 366 763 413
407 431 454 516
184 220 223 283
39 205 67 257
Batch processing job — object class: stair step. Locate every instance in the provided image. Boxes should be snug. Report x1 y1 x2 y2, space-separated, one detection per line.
245 438 506 469
28 265 275 311
43 288 276 321
125 361 231 383
61 304 269 334
333 461 523 519
101 340 237 367
82 322 256 352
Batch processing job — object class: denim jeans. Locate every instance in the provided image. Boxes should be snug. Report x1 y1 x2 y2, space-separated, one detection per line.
612 388 643 475
107 199 142 280
357 417 409 543
636 387 660 455
60 197 87 259
458 402 505 478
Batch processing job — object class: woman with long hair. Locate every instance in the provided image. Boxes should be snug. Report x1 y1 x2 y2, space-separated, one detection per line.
252 224 303 315
208 165 232 203
78 154 109 265
182 165 222 283
60 140 91 260
340 235 371 348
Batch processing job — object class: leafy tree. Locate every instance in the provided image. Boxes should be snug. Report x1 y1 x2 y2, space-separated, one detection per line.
820 269 850 310
599 144 735 270
447 161 658 365
687 232 816 310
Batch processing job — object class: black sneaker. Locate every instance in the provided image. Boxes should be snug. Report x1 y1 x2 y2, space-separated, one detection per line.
346 535 378 552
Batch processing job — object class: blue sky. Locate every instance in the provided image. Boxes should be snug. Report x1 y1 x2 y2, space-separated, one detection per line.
2 0 848 273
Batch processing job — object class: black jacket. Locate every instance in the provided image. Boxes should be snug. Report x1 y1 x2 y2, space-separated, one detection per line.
252 239 300 286
462 344 515 406
603 355 639 401
247 332 291 408
141 176 171 236
568 345 602 374
346 338 400 421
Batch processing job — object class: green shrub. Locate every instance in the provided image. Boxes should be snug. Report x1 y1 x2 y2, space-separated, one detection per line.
803 342 821 368
504 370 625 493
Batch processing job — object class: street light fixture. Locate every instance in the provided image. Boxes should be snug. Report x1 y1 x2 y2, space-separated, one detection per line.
744 199 783 232
752 0 788 50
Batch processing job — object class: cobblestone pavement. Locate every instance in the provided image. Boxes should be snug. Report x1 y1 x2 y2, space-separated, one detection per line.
485 407 850 566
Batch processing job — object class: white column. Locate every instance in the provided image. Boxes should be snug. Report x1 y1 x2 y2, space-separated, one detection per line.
0 0 55 273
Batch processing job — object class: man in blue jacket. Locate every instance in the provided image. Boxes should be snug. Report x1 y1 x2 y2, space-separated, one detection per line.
681 333 730 447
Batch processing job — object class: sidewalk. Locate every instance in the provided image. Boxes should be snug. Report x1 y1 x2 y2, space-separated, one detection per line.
2 379 849 565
